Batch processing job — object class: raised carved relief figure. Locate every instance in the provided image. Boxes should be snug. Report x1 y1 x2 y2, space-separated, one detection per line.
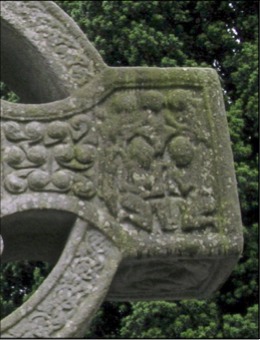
1 2 243 338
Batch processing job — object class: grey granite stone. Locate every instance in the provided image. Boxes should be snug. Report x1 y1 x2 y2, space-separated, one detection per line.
0 1 243 338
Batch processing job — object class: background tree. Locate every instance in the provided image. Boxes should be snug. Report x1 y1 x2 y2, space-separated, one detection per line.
1 1 258 338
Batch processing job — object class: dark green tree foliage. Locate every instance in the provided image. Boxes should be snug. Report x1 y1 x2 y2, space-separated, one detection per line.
119 301 223 339
0 82 19 103
1 1 258 338
118 300 259 339
0 262 51 319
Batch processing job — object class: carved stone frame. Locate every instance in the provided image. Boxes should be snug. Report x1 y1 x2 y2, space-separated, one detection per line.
0 1 243 338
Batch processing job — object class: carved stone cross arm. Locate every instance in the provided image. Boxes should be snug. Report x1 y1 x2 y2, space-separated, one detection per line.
0 1 243 338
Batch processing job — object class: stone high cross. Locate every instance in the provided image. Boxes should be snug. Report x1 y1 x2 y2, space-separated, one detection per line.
0 1 243 338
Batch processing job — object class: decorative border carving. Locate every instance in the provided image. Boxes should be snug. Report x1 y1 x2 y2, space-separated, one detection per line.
0 1 105 93
1 219 122 338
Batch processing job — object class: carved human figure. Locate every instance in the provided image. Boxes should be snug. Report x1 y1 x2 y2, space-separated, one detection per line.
0 1 243 339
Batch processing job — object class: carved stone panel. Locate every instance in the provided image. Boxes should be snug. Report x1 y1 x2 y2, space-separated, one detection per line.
1 67 244 301
0 1 243 338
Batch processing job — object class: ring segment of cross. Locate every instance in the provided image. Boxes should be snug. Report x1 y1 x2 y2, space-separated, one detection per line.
0 1 243 338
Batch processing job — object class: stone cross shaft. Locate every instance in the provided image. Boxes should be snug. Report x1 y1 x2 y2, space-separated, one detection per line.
0 1 243 338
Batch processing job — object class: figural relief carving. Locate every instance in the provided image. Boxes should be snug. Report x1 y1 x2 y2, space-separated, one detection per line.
1 2 243 338
2 88 217 234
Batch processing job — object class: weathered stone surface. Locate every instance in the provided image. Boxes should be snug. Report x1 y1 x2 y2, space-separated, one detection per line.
0 1 243 338
1 0 105 103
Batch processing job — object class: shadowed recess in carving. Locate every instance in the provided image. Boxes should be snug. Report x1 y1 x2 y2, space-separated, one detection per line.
1 210 77 263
